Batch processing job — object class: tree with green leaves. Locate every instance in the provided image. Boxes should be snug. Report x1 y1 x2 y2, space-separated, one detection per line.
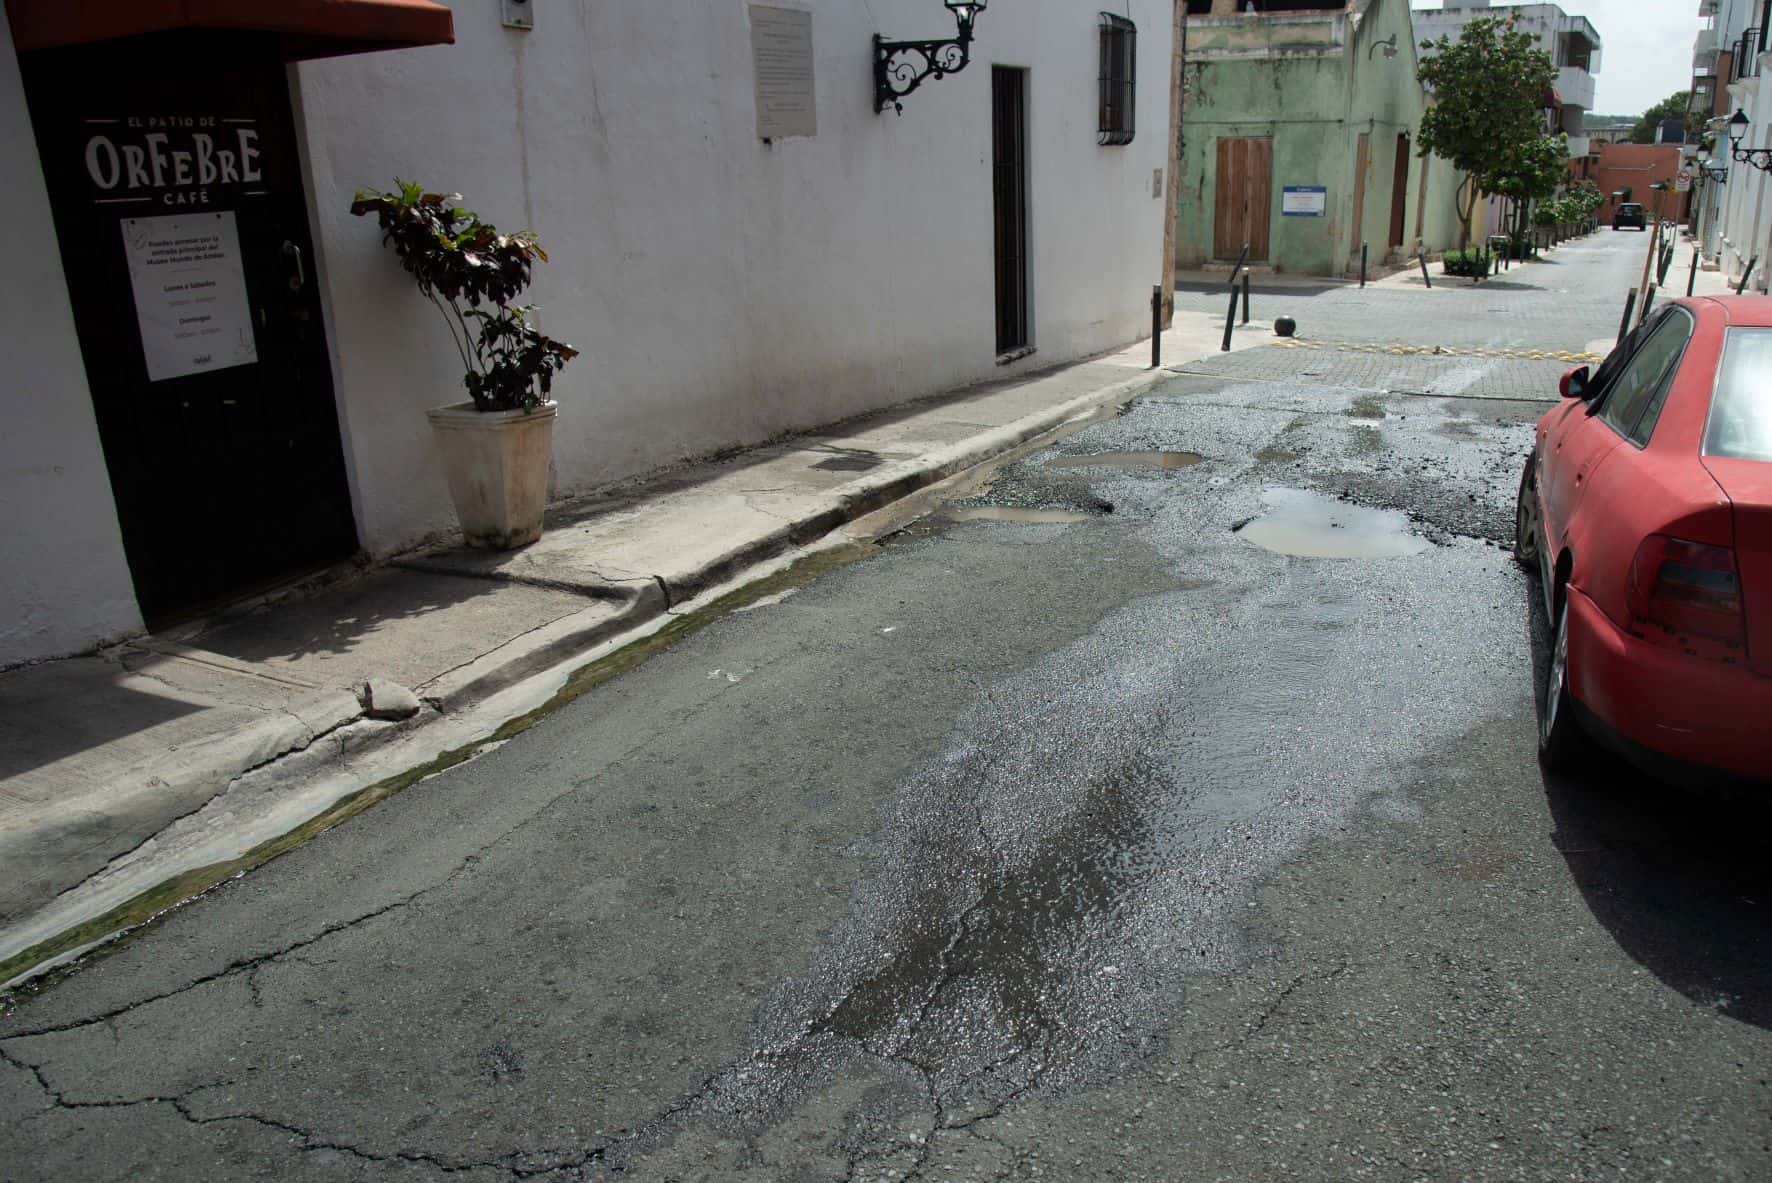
1629 92 1691 144
1488 131 1571 240
1416 15 1562 246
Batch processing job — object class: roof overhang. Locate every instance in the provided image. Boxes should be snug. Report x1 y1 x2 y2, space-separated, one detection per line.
5 0 455 60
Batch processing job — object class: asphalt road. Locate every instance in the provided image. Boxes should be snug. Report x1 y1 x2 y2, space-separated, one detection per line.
4 232 1769 1182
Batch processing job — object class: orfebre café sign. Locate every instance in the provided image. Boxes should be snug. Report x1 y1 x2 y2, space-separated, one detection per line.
82 115 263 207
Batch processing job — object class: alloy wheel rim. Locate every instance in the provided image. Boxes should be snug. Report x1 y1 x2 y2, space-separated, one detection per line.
1544 608 1568 739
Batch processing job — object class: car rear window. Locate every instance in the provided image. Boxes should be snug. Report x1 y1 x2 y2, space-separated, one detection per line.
1705 328 1772 463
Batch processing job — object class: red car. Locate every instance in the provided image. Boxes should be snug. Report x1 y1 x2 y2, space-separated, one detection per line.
1515 295 1772 787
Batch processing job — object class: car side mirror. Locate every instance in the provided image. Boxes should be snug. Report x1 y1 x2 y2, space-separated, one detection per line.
1559 365 1590 399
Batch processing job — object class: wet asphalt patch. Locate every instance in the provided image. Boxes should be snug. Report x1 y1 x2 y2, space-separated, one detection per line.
608 373 1534 1174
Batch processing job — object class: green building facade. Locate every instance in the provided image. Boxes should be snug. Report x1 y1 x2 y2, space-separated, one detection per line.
1177 0 1468 277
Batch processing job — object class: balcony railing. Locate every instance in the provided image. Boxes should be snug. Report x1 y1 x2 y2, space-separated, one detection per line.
1733 27 1761 80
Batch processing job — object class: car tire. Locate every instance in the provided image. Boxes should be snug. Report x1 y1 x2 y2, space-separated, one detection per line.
1514 454 1541 570
1539 594 1589 772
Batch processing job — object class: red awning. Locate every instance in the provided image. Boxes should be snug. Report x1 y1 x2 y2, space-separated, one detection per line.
5 0 454 60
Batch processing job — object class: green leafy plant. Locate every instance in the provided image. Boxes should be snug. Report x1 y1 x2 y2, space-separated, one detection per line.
351 180 577 412
1417 15 1563 246
1442 246 1494 279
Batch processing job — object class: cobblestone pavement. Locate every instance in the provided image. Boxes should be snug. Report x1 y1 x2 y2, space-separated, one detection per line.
1176 229 1671 354
1174 347 1576 403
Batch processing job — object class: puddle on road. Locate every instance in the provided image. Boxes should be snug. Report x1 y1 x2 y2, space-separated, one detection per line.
1044 451 1203 472
1235 488 1429 559
944 506 1095 524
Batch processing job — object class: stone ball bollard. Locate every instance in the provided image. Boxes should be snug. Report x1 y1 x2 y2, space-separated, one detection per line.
1274 316 1297 338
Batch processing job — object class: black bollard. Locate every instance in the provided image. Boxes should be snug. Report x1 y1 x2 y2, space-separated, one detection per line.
1688 247 1699 297
1738 255 1759 295
1241 270 1251 325
1617 288 1637 344
1230 242 1250 286
1419 251 1432 289
1221 285 1238 352
1150 285 1161 369
1360 242 1368 288
1639 284 1656 326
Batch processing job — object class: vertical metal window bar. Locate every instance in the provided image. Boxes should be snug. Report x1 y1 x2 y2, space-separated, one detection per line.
1098 13 1135 146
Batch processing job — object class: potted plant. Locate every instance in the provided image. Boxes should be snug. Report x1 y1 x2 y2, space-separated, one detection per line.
351 181 578 548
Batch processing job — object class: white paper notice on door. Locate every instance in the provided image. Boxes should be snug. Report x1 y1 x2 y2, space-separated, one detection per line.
121 211 258 382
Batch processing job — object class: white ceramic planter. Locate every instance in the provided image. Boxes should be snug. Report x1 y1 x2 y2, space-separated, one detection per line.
425 400 558 549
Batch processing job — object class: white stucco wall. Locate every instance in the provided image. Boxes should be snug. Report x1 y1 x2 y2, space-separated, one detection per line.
295 0 1172 555
0 15 142 667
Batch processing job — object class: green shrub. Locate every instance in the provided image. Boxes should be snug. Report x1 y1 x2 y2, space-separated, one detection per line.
1442 247 1494 278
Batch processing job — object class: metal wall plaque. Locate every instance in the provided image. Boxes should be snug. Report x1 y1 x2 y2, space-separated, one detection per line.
1282 185 1327 217
750 6 816 140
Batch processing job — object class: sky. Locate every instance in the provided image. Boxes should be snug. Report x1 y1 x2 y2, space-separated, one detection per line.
1411 1 1701 117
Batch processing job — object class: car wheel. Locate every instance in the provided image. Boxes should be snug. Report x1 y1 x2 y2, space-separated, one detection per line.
1539 595 1589 772
1514 454 1541 570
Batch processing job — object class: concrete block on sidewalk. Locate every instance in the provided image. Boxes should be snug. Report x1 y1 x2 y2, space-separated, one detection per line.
362 678 422 721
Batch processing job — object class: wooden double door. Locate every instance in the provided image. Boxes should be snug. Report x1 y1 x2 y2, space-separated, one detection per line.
20 34 359 626
1214 136 1272 262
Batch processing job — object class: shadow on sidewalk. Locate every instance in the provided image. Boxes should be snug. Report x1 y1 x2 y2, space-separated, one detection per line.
0 662 204 782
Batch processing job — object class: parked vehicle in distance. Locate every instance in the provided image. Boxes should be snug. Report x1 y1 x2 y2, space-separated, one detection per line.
1612 202 1647 231
1515 296 1772 789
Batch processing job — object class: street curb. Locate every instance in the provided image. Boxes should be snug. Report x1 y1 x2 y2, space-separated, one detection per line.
0 365 1168 990
399 369 1177 711
417 368 1170 713
0 686 363 919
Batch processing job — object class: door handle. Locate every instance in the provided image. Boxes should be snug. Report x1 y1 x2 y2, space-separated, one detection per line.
282 240 305 292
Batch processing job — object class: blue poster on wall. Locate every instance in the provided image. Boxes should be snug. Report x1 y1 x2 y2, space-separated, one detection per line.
1282 186 1327 217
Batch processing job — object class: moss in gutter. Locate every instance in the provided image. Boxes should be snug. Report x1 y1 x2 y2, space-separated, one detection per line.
0 541 879 996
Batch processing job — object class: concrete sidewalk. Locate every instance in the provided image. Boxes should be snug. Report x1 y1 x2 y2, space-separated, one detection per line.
0 311 1268 985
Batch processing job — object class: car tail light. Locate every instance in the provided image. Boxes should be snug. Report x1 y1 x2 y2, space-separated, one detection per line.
1627 535 1747 654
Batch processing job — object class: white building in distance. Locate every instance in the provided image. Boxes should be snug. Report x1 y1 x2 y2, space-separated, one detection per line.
1412 1 1603 163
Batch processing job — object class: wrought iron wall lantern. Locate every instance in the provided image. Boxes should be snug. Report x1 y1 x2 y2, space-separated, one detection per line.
875 0 988 115
1367 33 1399 60
1699 159 1729 182
1730 109 1772 171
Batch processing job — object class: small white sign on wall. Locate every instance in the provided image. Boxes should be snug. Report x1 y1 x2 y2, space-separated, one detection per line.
750 5 816 140
1281 186 1328 217
121 211 257 382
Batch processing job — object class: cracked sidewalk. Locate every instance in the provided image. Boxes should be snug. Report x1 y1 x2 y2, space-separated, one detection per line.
0 311 1261 987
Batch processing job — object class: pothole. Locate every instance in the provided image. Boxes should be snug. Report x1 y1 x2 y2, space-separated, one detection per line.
1044 451 1203 472
1233 488 1429 559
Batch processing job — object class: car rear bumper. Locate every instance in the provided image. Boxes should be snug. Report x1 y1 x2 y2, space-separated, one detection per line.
1566 586 1772 786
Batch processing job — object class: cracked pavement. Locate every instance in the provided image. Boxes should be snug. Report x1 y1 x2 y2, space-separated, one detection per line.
4 231 1770 1180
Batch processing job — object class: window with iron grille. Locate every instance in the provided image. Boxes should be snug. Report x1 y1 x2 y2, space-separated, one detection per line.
1098 13 1135 146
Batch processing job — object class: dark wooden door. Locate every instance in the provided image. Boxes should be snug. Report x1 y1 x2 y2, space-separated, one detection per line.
19 34 358 626
1213 137 1272 261
992 66 1029 354
1388 133 1411 249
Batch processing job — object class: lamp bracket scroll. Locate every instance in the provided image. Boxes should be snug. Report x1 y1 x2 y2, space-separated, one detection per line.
875 1 987 115
1728 109 1772 172
1732 142 1772 172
